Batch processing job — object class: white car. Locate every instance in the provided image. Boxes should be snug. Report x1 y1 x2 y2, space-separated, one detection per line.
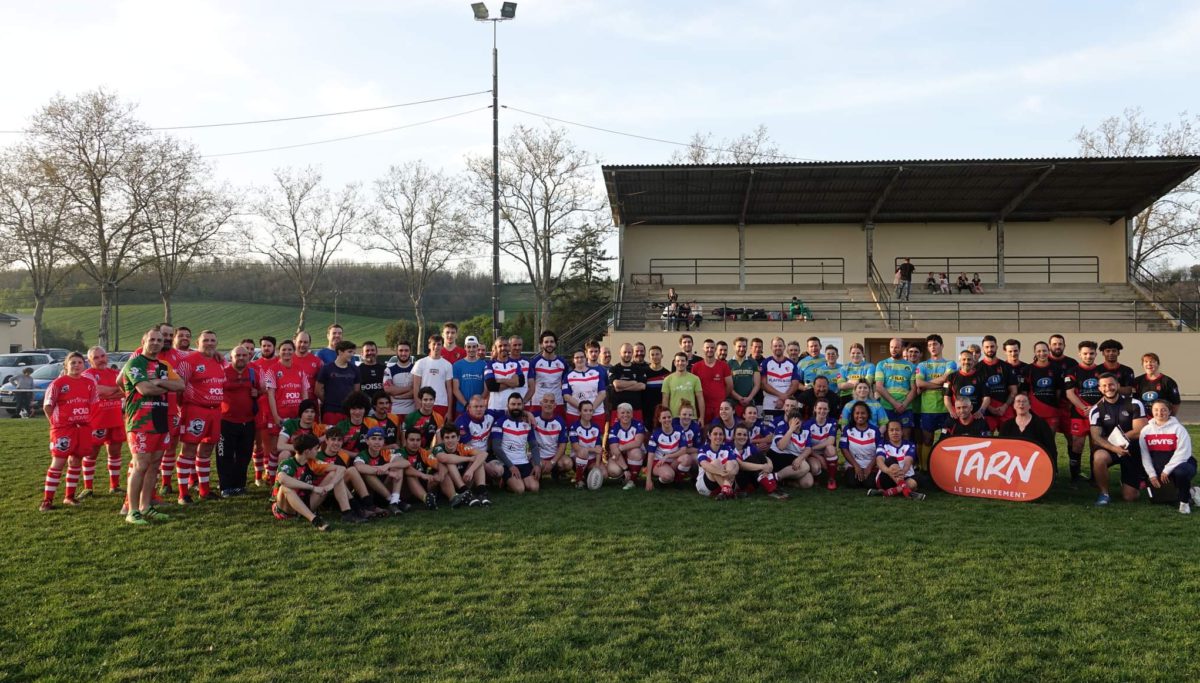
0 353 54 385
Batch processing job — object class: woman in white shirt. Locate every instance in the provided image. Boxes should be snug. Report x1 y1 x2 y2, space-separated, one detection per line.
1138 399 1198 514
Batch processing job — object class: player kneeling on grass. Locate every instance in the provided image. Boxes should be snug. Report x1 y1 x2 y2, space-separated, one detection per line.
607 402 646 490
568 400 605 489
491 393 540 494
696 424 738 500
433 424 491 507
802 398 840 490
354 427 416 514
869 420 925 500
531 393 570 480
273 433 361 530
317 427 385 519
730 423 788 499
646 408 692 490
768 399 815 489
839 401 881 488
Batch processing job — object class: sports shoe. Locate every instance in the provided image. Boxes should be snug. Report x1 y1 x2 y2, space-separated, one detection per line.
125 510 150 525
908 492 927 501
1094 493 1111 507
450 490 471 509
867 488 883 497
62 496 80 507
254 478 265 488
714 491 728 501
1180 503 1192 515
342 510 368 524
468 495 483 507
575 480 585 490
144 507 171 522
221 489 235 498
76 489 93 500
826 477 837 491
1191 487 1200 507
38 501 54 512
200 491 221 502
177 494 194 507
768 491 790 500
478 491 492 507
622 480 636 491
160 483 174 496
311 515 330 531
424 492 438 511
388 503 404 516
109 487 124 495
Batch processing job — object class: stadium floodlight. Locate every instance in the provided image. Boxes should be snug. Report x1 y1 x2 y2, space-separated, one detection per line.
470 3 518 345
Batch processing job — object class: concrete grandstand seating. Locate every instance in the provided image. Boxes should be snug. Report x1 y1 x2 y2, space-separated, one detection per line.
616 282 1179 334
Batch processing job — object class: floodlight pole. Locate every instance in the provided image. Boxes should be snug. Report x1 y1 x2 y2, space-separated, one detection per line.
491 20 501 346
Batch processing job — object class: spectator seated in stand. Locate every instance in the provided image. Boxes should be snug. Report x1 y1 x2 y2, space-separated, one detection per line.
956 272 972 293
677 301 691 331
938 272 951 294
690 302 703 329
924 272 938 294
971 273 984 294
789 297 812 321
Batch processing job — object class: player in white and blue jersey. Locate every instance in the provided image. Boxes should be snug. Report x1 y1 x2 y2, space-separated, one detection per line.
568 400 604 488
646 408 691 490
695 424 738 499
839 401 882 488
489 393 538 494
563 351 607 425
531 392 569 480
527 330 568 420
802 397 840 490
606 402 646 490
868 420 924 499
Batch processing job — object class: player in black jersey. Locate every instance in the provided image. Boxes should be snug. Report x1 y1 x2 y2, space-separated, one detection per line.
939 397 992 440
1022 341 1062 432
944 350 989 416
1087 374 1148 506
1097 339 1135 395
1063 340 1104 483
1047 334 1078 437
1133 352 1181 415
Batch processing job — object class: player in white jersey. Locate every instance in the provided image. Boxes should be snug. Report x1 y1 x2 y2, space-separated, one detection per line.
760 337 800 418
490 394 538 494
563 350 606 423
531 393 569 479
606 402 646 490
646 408 691 490
568 400 604 488
527 330 568 419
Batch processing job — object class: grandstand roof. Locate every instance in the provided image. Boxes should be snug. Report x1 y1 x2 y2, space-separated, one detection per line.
602 156 1200 226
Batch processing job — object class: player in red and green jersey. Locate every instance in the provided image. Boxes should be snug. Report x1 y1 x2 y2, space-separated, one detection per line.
121 328 185 525
272 433 361 530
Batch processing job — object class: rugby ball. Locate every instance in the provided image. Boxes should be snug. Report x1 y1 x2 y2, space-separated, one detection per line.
586 468 604 491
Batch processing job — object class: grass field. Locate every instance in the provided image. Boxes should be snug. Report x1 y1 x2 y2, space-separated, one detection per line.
5 418 1200 682
34 302 397 352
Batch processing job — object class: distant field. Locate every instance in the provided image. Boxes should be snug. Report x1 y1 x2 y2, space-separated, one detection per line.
35 302 397 351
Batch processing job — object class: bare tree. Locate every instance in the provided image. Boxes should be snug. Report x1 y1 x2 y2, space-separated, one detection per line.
0 148 75 346
25 90 187 348
363 161 470 343
251 167 363 333
144 140 239 323
669 125 784 164
465 124 608 333
1076 108 1200 271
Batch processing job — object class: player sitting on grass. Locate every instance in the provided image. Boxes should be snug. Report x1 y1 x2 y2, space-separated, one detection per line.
869 420 925 500
396 427 441 511
839 401 881 488
803 398 839 490
354 427 414 514
316 427 385 519
569 400 604 489
607 402 646 490
646 408 691 490
364 392 402 447
742 404 773 451
531 393 569 480
491 393 540 494
768 399 815 489
273 433 363 530
433 424 491 507
696 424 738 500
730 423 788 499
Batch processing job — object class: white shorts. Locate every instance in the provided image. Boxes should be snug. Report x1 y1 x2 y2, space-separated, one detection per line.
695 473 715 496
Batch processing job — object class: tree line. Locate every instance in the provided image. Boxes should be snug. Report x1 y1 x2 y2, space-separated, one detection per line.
0 90 615 349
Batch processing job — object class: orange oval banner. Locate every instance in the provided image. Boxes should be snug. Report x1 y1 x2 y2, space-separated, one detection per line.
930 436 1055 502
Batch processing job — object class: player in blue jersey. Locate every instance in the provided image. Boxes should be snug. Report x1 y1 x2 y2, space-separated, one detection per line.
874 338 917 440
606 402 646 490
840 381 889 428
914 334 957 470
568 400 604 488
839 343 875 399
868 420 925 499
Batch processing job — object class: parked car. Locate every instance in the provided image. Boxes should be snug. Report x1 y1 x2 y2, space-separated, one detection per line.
107 351 133 370
0 353 54 385
29 348 71 362
0 361 61 416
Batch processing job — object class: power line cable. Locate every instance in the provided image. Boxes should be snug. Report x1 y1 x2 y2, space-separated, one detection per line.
0 90 491 134
201 107 489 158
503 105 826 162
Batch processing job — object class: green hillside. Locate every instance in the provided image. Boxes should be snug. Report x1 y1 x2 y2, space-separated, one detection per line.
35 302 397 351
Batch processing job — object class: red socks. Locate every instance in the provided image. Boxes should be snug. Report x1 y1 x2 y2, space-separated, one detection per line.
43 466 62 503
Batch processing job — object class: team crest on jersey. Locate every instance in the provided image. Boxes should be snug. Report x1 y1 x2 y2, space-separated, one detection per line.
92 429 106 440
187 419 205 436
59 384 69 395
196 364 206 373
53 436 71 452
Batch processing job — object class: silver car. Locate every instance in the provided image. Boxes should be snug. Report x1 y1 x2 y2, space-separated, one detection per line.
0 353 53 385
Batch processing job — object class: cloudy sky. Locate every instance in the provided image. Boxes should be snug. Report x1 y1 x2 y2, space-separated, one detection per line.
2 0 1198 271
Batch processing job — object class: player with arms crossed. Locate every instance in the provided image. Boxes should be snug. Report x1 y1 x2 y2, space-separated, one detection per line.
121 329 185 524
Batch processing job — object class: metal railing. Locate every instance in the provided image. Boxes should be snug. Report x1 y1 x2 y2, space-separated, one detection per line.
867 259 894 328
1128 259 1198 331
613 298 1200 334
558 301 616 354
893 255 1100 284
645 257 845 287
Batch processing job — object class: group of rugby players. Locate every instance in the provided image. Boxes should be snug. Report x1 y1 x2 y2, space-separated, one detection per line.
37 321 1197 530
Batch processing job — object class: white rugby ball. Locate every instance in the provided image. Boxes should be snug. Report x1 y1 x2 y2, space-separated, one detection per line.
586 468 604 491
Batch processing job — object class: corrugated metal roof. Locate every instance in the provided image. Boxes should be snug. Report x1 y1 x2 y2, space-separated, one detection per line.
602 156 1200 226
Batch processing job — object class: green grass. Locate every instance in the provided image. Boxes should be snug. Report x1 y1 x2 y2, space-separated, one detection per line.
33 302 397 351
5 419 1200 682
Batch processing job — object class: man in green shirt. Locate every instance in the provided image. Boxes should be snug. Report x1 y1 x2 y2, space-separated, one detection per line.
914 333 957 470
728 336 761 417
661 352 703 418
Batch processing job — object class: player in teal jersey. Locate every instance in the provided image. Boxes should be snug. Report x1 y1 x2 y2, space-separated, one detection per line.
796 337 824 382
874 338 917 440
804 345 846 387
914 334 957 470
839 343 875 399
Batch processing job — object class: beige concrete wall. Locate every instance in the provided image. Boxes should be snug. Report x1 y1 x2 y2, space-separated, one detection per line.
0 316 35 353
623 218 1126 285
603 329 1200 401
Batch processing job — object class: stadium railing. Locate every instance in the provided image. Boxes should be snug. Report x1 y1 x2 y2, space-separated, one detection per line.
892 256 1100 284
645 257 845 288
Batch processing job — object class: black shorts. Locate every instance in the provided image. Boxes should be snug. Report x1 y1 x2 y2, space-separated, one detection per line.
456 461 471 475
503 462 534 480
767 451 795 473
1092 448 1146 489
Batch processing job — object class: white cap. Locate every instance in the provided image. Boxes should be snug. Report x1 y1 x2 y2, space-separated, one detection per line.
464 336 479 345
